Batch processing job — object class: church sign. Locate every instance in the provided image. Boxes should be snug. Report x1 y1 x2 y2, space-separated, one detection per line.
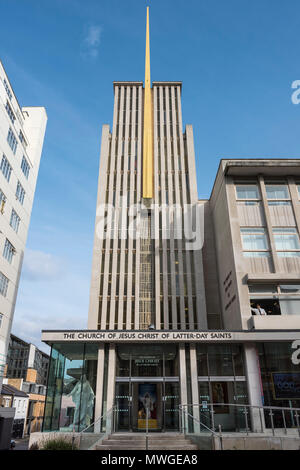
41 330 300 344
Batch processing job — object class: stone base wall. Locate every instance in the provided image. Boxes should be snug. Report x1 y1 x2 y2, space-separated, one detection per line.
213 435 300 450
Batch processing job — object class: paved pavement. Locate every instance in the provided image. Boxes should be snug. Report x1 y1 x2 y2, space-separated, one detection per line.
11 437 29 450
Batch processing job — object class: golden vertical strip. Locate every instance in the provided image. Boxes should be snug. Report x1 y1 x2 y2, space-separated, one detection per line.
143 6 153 198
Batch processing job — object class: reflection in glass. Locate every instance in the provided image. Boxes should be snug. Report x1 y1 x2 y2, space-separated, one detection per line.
116 344 178 378
43 343 98 432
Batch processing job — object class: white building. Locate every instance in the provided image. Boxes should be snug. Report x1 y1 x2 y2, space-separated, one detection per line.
0 60 47 393
1 382 29 438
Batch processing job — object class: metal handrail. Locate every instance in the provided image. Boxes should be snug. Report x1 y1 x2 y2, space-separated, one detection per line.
180 403 300 437
79 413 105 435
179 405 223 450
197 403 300 412
77 407 114 449
145 405 149 450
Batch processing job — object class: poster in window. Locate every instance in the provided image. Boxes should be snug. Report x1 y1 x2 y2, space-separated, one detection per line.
271 373 300 400
211 382 229 414
138 384 158 429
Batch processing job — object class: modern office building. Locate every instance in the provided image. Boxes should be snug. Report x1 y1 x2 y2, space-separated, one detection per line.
0 61 47 395
41 9 300 440
5 334 49 386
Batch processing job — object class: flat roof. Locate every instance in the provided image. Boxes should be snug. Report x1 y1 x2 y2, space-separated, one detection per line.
210 158 300 199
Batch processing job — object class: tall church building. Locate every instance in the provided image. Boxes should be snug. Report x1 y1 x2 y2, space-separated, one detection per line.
41 9 300 443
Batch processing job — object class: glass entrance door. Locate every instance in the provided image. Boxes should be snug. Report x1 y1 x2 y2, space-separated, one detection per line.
115 382 132 431
163 382 180 431
115 381 180 432
131 382 163 431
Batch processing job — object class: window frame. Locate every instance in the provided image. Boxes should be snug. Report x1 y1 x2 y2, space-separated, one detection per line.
240 227 270 253
0 155 12 182
265 184 290 201
235 184 261 201
0 272 9 297
272 227 300 254
3 238 16 264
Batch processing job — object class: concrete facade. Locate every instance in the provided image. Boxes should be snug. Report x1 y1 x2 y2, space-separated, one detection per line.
41 85 300 438
39 13 300 443
209 159 300 331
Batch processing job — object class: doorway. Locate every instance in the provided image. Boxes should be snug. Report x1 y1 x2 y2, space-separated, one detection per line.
114 380 180 432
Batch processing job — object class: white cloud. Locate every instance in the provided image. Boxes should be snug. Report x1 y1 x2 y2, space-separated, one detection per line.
13 263 90 353
22 248 65 281
81 25 102 59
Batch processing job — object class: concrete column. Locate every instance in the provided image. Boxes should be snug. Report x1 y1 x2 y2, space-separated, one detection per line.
106 344 116 433
190 344 200 433
258 175 280 272
94 345 105 432
244 343 265 432
179 344 188 432
287 177 300 231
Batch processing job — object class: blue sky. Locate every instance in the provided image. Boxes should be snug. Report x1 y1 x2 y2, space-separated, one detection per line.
0 0 300 352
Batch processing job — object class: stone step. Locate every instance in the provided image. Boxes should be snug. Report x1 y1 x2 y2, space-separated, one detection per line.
101 440 196 447
107 434 185 440
105 436 187 442
96 445 198 450
95 433 198 450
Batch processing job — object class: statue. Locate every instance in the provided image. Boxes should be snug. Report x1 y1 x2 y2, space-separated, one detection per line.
68 374 95 428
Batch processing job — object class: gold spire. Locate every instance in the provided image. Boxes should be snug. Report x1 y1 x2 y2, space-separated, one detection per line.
142 6 153 199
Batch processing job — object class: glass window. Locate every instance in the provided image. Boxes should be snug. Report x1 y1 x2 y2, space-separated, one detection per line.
248 284 277 294
268 200 291 206
10 210 20 233
7 127 18 154
236 185 259 200
208 345 234 376
0 155 12 181
131 348 163 377
3 79 12 100
116 348 130 377
266 185 289 200
257 342 300 421
241 228 268 250
0 189 6 214
5 101 15 124
0 313 3 328
116 344 178 378
3 239 15 264
21 156 30 179
0 272 9 297
279 299 300 316
19 131 27 148
243 251 270 258
43 343 97 432
273 228 300 250
277 252 300 258
16 181 25 205
196 349 208 376
280 285 300 294
297 185 300 199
